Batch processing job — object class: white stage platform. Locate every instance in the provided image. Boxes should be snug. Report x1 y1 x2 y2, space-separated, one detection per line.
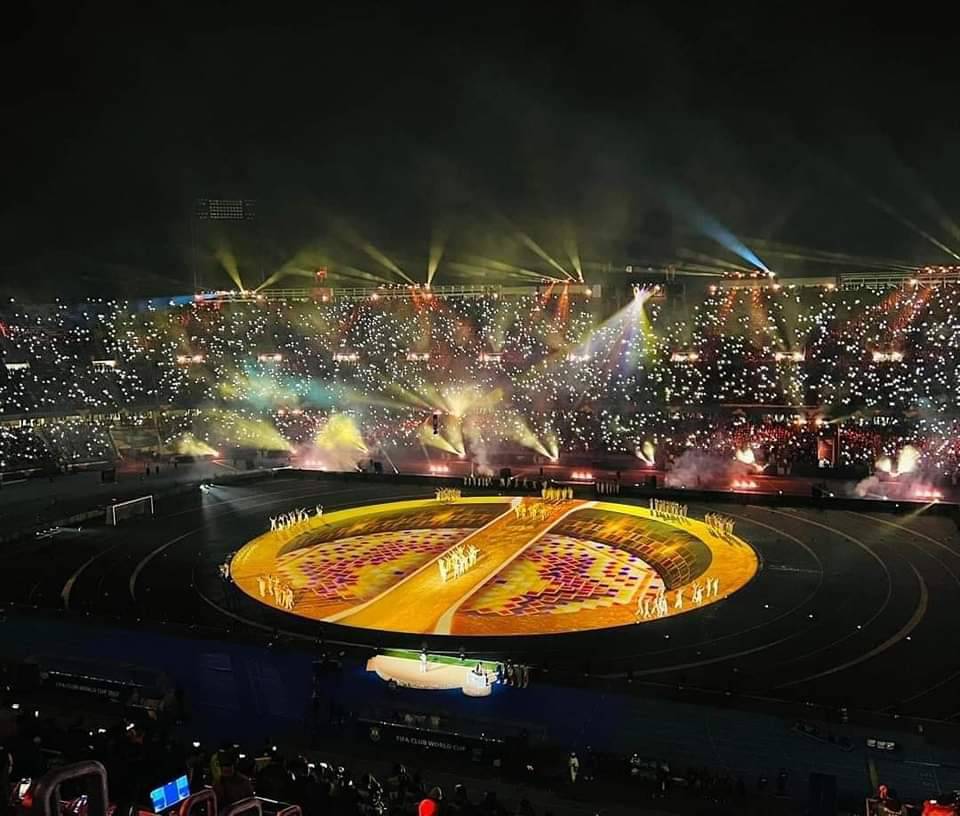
366 654 493 697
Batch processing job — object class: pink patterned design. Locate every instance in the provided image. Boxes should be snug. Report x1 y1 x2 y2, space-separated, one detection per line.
463 534 663 616
274 528 470 602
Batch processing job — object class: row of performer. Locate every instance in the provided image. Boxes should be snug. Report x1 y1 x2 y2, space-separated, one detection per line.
650 499 688 519
256 573 296 610
542 486 573 501
705 512 735 536
417 655 531 689
513 502 550 522
463 475 494 487
435 488 461 502
438 543 480 582
269 505 323 532
636 577 722 620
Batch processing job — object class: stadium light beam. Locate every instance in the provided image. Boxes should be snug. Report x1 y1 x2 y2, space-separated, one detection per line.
427 232 445 286
667 189 770 272
450 258 558 283
562 228 584 282
515 232 576 280
215 245 245 292
333 220 417 284
866 195 960 261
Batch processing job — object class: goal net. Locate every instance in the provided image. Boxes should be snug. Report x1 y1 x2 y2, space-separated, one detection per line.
106 495 155 526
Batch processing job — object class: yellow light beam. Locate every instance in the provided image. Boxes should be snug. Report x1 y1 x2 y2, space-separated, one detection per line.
215 245 245 291
515 232 575 280
360 241 416 284
562 228 584 282
454 256 562 282
427 231 445 286
385 383 438 412
419 422 459 454
254 270 288 292
333 220 417 284
314 414 368 455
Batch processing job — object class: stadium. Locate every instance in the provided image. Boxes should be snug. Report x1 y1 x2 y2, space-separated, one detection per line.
5 266 960 815
6 6 960 816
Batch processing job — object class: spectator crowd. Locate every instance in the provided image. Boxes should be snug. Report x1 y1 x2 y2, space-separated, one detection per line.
2 282 960 483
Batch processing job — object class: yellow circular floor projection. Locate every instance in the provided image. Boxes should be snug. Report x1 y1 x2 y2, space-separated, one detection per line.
229 497 758 636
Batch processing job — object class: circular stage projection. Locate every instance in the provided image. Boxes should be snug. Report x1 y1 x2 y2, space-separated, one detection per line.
229 497 759 637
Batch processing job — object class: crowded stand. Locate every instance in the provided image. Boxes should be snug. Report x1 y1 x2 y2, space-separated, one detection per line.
2 279 960 484
0 677 903 816
4 281 960 816
2 673 951 816
0 675 792 816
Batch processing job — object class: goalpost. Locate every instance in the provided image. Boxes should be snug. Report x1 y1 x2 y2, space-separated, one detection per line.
106 495 155 526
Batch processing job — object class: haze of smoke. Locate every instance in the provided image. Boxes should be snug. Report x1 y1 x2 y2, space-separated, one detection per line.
462 415 494 476
665 449 753 488
855 445 924 497
854 470 938 499
298 413 368 472
172 434 218 458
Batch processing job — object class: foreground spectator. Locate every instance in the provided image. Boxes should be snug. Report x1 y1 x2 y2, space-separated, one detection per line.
214 751 255 807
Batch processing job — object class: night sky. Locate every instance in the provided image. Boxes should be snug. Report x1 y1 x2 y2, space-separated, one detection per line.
3 2 959 297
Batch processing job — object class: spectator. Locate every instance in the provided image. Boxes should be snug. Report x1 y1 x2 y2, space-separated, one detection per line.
419 786 443 816
213 751 254 807
254 749 291 801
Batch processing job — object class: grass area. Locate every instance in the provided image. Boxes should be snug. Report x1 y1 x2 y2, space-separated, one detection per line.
382 648 499 671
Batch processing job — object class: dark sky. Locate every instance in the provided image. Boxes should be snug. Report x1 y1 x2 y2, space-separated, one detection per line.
3 2 959 297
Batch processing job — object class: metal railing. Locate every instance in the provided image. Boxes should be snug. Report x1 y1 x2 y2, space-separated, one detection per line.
178 788 217 816
31 761 110 816
220 798 263 816
27 763 303 816
194 284 505 303
841 267 960 289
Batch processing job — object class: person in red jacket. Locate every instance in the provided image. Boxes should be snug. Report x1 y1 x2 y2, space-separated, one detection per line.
419 786 443 816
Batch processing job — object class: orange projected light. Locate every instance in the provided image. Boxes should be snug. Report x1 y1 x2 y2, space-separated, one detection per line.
230 498 758 636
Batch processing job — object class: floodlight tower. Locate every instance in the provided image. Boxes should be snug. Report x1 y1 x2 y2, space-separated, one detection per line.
192 198 257 291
